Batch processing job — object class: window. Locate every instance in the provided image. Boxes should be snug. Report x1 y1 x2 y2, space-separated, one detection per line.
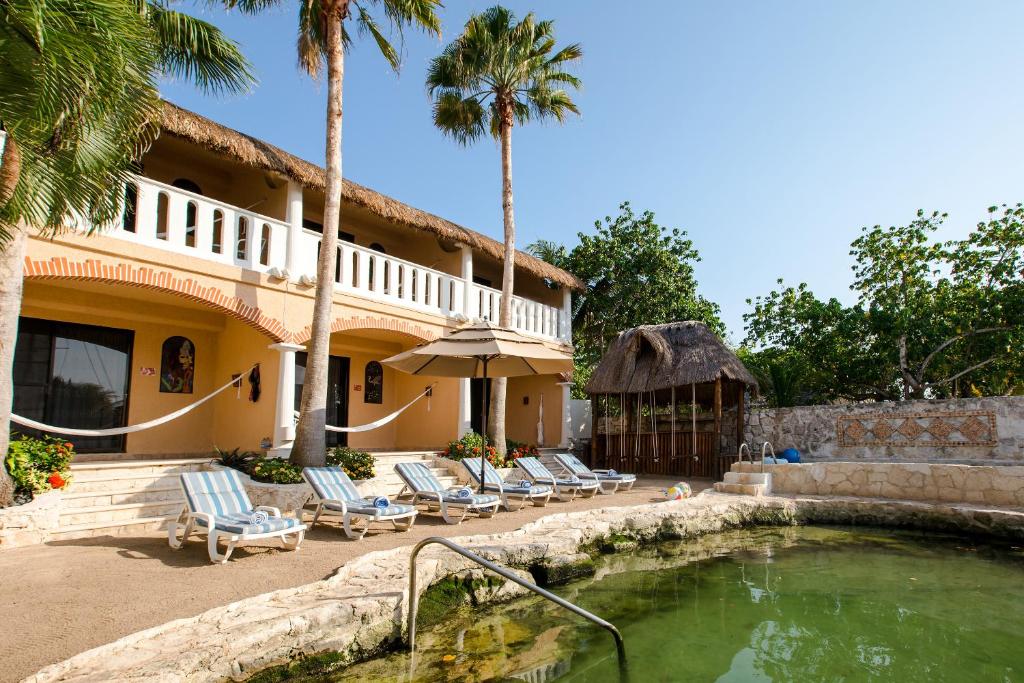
13 318 133 452
122 182 138 233
212 209 224 253
236 216 248 260
364 361 383 404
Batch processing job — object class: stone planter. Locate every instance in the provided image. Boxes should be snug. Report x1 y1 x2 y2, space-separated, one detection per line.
211 465 312 519
0 490 62 549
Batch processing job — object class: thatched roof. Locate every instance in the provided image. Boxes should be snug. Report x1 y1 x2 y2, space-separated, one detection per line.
584 321 758 394
159 102 584 290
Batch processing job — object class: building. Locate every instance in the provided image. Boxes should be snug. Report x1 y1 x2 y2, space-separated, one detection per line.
13 102 581 461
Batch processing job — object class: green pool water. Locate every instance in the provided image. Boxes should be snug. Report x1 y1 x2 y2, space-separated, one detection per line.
270 526 1024 682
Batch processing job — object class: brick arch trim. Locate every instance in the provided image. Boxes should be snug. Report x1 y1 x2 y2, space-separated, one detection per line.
293 315 439 345
23 256 290 342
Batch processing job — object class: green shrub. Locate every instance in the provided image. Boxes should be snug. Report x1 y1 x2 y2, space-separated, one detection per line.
214 446 258 473
326 446 375 480
249 457 304 485
5 435 75 496
443 431 499 463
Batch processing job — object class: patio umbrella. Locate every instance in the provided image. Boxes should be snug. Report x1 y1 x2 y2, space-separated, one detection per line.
382 322 573 493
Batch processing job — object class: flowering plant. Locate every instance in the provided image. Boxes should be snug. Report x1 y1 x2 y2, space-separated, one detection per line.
5 435 75 497
443 432 497 461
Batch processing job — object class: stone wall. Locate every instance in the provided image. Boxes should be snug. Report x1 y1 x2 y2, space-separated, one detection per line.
744 396 1024 464
733 461 1024 507
0 492 62 549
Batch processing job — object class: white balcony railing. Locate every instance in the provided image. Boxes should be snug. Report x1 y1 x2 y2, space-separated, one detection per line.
106 175 569 342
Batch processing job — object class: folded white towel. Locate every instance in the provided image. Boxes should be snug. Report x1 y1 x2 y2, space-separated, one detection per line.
607 469 618 477
519 479 532 489
372 496 390 509
454 486 472 499
249 510 270 526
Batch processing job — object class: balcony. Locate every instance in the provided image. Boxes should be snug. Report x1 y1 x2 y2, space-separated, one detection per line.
106 175 569 342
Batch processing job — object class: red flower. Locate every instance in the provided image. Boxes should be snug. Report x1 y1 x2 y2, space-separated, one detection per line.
48 472 66 489
64 442 74 449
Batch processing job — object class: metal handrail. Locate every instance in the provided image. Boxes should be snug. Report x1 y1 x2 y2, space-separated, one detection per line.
738 443 751 463
760 441 775 473
407 536 627 673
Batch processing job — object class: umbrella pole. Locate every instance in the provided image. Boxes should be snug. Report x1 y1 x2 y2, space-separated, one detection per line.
480 357 490 494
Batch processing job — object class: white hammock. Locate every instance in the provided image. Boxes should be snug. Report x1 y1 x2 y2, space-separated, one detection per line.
295 383 435 433
10 365 257 437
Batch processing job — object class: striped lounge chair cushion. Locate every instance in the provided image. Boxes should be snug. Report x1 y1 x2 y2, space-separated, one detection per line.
441 492 500 505
396 462 498 506
463 460 551 495
304 467 363 502
557 454 637 482
516 457 583 486
196 513 303 535
324 500 417 516
181 470 252 517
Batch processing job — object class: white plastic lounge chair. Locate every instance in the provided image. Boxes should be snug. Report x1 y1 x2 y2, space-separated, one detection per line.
302 467 417 539
168 469 306 564
394 462 500 524
514 457 600 501
462 459 552 511
554 453 637 494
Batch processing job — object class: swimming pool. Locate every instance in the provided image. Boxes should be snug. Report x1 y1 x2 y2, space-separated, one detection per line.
254 525 1024 682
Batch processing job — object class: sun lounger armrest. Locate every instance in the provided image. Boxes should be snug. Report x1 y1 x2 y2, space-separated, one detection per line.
254 506 282 517
320 498 348 514
575 471 599 480
188 511 216 526
590 469 611 475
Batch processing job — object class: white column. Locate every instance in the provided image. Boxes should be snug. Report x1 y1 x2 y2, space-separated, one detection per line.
559 382 573 447
458 378 473 437
285 181 304 278
267 342 304 458
460 244 474 320
561 287 573 341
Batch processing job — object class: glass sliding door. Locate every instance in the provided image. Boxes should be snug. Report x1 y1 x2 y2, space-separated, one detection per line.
294 352 350 447
13 318 134 452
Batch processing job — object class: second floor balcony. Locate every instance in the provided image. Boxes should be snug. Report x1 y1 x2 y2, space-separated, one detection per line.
111 174 571 342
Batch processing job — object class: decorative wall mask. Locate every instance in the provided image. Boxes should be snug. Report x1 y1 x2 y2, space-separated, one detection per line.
160 336 195 393
365 361 383 404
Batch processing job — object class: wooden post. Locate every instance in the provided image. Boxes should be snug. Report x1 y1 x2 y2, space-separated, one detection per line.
736 382 745 453
589 394 598 467
713 376 722 477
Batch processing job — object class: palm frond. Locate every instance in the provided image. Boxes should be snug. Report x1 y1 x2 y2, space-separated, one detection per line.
146 1 256 95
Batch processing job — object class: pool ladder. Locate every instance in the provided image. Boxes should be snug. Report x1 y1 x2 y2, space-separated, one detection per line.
407 536 627 673
738 441 775 473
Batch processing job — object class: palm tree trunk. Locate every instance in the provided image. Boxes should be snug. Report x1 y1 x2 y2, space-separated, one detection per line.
488 118 515 455
291 5 346 468
0 137 25 505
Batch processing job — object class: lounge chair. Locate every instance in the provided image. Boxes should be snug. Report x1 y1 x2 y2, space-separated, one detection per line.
553 453 637 494
168 469 306 564
394 462 501 524
302 467 417 539
514 457 600 501
462 459 553 511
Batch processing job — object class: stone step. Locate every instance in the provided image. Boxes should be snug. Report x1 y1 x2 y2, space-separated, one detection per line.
71 452 211 463
713 482 767 497
723 471 772 488
59 500 185 527
61 486 183 508
49 515 178 542
70 459 213 481
370 453 436 466
66 472 191 494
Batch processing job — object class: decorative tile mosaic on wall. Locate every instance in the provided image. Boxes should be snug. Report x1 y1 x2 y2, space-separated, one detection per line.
838 411 998 448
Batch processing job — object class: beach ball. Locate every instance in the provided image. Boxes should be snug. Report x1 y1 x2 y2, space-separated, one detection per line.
666 482 692 500
781 448 801 463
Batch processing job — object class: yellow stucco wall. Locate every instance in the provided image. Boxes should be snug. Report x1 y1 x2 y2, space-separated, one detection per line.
505 375 565 448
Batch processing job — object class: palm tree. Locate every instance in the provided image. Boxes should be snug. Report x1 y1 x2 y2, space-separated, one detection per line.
224 0 441 468
0 0 254 505
427 6 581 453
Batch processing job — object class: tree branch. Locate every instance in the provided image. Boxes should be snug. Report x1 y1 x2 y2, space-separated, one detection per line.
919 326 1011 375
925 357 998 389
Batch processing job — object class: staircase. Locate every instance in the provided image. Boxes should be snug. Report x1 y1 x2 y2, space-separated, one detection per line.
53 458 213 541
365 451 458 497
713 470 772 497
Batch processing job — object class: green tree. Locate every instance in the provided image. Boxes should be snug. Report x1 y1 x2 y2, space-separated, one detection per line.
226 0 441 467
745 205 1024 402
0 0 253 505
530 202 723 398
427 6 582 454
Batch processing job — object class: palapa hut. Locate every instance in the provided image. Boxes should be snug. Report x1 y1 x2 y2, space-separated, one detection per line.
585 321 758 480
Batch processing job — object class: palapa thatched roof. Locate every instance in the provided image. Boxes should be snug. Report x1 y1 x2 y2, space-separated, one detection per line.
584 321 758 394
159 102 584 290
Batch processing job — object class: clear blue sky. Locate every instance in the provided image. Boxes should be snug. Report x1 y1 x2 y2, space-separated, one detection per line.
163 1 1024 341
